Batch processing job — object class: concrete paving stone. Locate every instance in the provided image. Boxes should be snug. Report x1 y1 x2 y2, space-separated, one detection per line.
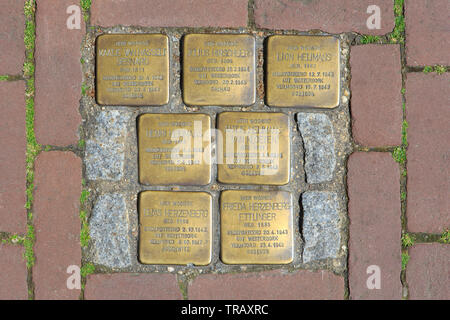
84 273 183 300
0 0 26 74
85 110 131 181
254 0 394 34
35 0 84 146
407 244 450 300
188 269 344 299
91 0 248 28
90 193 131 269
405 0 450 66
348 152 402 299
0 81 27 233
302 191 340 263
406 73 450 233
350 45 403 147
0 245 28 300
297 113 336 183
33 151 81 300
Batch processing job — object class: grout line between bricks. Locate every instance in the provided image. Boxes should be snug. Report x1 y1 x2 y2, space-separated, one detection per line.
23 0 38 301
395 0 410 300
247 0 256 29
78 0 93 300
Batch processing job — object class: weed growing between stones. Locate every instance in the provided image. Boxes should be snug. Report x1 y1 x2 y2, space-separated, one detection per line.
401 233 414 247
401 252 409 270
390 0 405 44
423 65 448 74
360 35 381 44
440 229 449 244
80 0 91 22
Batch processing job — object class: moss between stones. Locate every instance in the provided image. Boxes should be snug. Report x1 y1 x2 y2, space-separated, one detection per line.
390 0 405 44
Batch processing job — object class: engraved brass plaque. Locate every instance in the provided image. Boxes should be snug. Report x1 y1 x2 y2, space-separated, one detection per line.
138 113 211 185
96 34 169 106
266 35 340 108
217 112 290 185
221 190 293 264
139 191 212 265
183 34 256 106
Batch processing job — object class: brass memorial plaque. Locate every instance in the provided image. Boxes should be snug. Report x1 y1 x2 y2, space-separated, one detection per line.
139 191 212 265
217 112 290 185
221 190 293 264
96 34 169 105
138 113 211 185
266 35 340 108
183 34 256 106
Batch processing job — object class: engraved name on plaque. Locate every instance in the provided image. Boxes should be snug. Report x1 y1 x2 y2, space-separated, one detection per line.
266 35 340 108
221 190 293 264
96 34 169 105
138 113 211 185
139 191 212 265
217 112 290 185
183 34 256 106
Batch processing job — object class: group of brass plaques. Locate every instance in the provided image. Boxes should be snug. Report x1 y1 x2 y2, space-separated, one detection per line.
96 33 340 108
139 190 293 265
138 112 290 186
96 33 341 265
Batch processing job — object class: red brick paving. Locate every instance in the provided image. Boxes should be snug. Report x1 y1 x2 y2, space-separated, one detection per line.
33 151 81 300
0 81 27 234
254 0 394 34
0 0 25 75
35 0 83 146
406 73 450 234
405 0 450 66
407 244 450 300
91 0 248 28
188 270 344 300
85 273 183 300
350 45 403 147
0 244 28 300
348 152 402 300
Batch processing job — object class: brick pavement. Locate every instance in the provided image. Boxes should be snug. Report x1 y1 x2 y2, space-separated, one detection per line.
0 0 448 301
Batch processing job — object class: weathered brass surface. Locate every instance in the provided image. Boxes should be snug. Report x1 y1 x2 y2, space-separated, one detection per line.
217 112 290 185
183 34 256 106
138 113 211 185
139 191 212 265
221 190 293 264
96 34 169 106
266 35 340 108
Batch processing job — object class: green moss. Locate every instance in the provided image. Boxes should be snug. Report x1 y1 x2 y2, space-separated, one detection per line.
80 209 90 247
440 229 449 244
402 233 414 247
390 0 405 44
80 189 89 205
24 225 35 268
78 139 85 149
423 65 447 74
434 65 447 75
392 146 406 164
1 234 25 245
400 191 406 201
0 75 9 81
360 35 381 44
80 189 90 247
423 66 433 74
80 0 91 22
401 252 409 270
81 83 88 96
80 263 95 277
401 88 406 95
401 120 408 146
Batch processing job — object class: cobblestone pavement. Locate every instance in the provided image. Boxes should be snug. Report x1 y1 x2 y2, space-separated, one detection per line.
0 0 448 300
